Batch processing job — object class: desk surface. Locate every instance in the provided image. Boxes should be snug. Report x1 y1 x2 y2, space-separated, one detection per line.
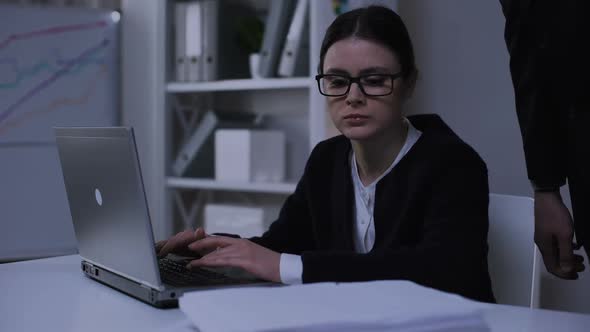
1 255 590 332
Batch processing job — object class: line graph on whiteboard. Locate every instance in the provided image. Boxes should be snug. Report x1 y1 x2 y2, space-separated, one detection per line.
0 6 119 143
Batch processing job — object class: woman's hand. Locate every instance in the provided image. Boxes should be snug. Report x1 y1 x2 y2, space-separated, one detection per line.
155 227 209 258
187 236 281 283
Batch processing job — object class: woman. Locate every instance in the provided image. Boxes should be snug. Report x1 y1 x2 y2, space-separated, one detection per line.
157 5 495 303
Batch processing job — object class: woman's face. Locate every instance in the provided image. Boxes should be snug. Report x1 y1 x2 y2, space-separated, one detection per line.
323 38 409 142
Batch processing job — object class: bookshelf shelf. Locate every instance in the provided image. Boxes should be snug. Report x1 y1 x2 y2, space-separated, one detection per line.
166 177 297 194
166 77 313 93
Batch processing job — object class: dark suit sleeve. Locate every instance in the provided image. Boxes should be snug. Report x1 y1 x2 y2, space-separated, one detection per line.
500 0 567 188
300 149 494 302
248 150 316 254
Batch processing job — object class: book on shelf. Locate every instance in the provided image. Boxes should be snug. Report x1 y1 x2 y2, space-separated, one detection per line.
171 110 263 178
278 0 309 77
175 0 219 82
258 0 297 78
200 0 218 81
174 2 188 82
185 1 202 82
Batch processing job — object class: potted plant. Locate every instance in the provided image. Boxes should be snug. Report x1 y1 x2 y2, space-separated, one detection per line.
235 16 265 78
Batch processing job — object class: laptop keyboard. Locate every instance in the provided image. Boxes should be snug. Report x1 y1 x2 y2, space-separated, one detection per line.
158 257 244 287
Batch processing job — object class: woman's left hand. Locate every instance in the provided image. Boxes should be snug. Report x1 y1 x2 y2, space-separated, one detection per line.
187 236 281 283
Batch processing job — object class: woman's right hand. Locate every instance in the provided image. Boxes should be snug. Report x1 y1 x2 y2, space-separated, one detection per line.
155 227 209 258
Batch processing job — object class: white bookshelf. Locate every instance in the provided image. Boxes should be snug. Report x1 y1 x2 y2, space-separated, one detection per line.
167 77 312 92
167 177 297 194
122 0 338 239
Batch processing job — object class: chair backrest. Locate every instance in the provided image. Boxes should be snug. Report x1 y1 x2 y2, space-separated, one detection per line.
488 193 541 308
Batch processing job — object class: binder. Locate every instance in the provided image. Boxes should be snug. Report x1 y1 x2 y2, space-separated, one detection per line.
172 111 263 177
278 0 309 77
258 0 296 78
201 0 219 81
185 1 203 82
174 2 188 82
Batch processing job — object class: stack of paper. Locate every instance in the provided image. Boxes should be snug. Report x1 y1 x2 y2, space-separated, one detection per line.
179 280 490 332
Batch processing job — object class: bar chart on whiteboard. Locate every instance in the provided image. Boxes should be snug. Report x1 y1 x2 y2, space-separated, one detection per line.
0 5 119 143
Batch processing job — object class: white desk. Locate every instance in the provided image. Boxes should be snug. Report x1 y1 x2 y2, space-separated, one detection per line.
1 255 589 332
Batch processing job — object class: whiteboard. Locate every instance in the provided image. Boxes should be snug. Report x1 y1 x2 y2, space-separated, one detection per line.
0 4 119 261
0 4 119 143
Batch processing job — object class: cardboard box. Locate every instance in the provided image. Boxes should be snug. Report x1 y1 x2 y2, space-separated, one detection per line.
204 204 267 238
215 129 285 182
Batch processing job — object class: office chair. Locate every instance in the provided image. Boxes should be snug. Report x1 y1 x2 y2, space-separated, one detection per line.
488 193 541 308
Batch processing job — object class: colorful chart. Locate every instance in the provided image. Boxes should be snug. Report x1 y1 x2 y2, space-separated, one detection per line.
0 5 119 143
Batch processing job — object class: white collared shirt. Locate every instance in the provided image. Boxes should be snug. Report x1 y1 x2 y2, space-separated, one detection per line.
280 118 422 284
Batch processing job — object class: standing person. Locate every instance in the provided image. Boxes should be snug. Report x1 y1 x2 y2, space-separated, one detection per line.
157 5 495 302
500 0 588 279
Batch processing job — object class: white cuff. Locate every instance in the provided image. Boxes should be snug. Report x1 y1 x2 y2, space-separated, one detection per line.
279 253 303 284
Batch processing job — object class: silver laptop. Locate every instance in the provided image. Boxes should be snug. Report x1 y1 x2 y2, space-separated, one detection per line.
54 127 271 308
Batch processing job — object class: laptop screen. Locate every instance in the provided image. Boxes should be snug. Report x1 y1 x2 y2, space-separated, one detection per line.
54 127 162 289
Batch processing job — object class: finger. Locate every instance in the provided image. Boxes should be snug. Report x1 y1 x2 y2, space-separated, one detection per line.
573 254 585 271
195 227 205 240
158 230 195 257
158 234 181 257
188 236 237 252
537 237 578 280
188 255 246 270
189 245 244 265
201 245 243 261
557 235 575 274
549 238 580 279
155 240 166 253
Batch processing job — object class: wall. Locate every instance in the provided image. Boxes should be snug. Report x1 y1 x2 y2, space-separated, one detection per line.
399 0 589 314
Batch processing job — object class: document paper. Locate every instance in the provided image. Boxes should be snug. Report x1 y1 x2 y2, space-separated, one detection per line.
179 280 490 332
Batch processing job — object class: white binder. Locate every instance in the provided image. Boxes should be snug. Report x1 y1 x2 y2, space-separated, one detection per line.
278 0 308 77
185 1 203 82
174 2 188 82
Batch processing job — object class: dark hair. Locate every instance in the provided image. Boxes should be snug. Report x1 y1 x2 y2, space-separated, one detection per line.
318 6 417 80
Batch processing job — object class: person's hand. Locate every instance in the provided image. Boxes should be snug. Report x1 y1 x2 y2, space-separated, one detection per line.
186 236 281 283
534 191 585 279
155 227 208 258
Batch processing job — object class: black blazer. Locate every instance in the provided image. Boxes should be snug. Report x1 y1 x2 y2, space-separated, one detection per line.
251 114 496 303
500 0 590 188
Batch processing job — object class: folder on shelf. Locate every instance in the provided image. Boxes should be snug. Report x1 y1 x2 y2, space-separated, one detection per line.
258 0 296 78
174 2 188 82
201 0 218 81
278 0 309 77
172 110 263 178
185 1 203 82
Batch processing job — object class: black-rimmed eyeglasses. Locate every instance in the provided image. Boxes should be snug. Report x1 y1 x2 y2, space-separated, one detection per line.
315 73 403 97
